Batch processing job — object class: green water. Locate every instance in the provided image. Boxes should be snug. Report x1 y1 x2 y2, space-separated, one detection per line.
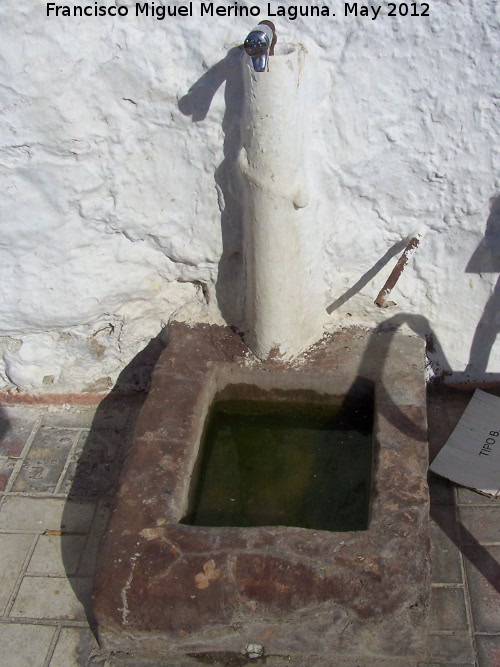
182 400 373 532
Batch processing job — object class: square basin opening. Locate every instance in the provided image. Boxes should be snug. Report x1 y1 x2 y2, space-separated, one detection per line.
181 392 374 532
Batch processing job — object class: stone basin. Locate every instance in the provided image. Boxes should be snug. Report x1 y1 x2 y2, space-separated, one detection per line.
93 322 430 666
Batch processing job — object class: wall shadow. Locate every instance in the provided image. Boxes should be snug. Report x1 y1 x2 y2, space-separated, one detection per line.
430 499 500 595
356 317 500 594
428 382 500 595
327 197 500 382
427 383 500 592
0 406 10 442
358 312 450 439
60 331 168 634
326 238 409 314
464 195 500 378
179 47 246 328
0 407 11 492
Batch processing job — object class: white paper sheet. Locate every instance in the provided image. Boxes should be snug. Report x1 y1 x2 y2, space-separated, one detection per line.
430 389 500 498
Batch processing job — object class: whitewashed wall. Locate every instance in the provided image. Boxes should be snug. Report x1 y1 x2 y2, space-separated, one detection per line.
0 1 499 392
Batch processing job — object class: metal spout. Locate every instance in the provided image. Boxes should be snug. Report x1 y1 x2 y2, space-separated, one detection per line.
243 21 276 72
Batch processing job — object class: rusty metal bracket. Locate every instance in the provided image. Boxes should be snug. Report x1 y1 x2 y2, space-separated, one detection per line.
374 234 422 308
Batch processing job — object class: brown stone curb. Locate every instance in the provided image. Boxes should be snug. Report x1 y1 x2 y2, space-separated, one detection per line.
93 322 431 664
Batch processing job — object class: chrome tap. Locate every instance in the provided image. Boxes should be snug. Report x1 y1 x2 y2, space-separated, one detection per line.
243 21 276 72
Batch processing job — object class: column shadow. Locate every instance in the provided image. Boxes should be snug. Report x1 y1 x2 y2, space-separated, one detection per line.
64 46 245 640
179 47 246 329
0 407 12 492
464 195 500 379
60 331 168 635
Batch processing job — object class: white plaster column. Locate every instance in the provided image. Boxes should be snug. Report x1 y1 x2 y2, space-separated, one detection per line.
239 44 323 359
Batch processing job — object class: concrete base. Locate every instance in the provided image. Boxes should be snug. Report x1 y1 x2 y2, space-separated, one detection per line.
93 322 430 665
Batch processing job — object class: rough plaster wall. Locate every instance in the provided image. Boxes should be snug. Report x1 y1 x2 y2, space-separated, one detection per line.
0 1 499 392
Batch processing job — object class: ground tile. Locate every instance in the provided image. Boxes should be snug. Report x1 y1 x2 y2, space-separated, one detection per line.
48 397 137 432
27 533 86 576
458 506 500 544
0 457 16 492
426 387 469 462
0 622 55 667
428 472 456 506
463 544 500 633
430 587 469 632
11 426 79 493
427 633 475 664
90 397 136 430
457 487 499 506
77 499 112 576
430 507 462 584
49 627 97 667
475 635 500 667
9 575 92 621
0 407 39 457
0 533 34 614
0 497 95 533
59 429 129 497
42 406 98 429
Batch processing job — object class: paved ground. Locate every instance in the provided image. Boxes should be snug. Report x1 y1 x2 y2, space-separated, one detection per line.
0 386 498 666
425 386 500 667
